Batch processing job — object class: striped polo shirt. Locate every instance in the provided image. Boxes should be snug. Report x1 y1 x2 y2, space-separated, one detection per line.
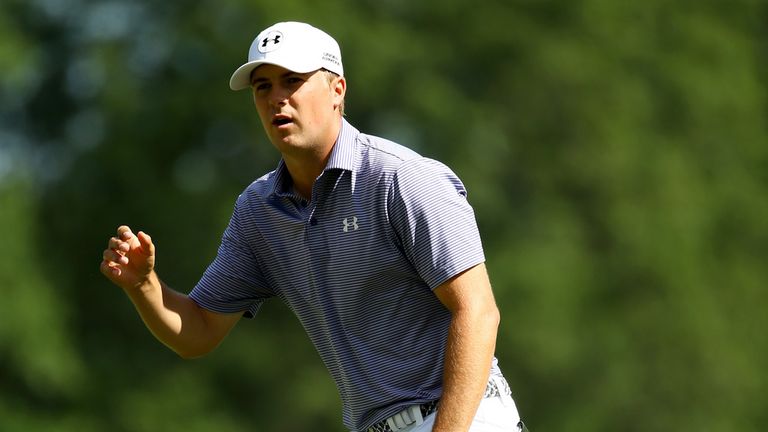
190 119 499 431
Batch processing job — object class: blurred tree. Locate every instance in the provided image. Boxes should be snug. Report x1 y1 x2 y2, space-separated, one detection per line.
0 181 88 430
1 0 766 430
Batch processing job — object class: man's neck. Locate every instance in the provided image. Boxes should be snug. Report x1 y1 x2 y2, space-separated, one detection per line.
282 119 342 200
284 156 324 200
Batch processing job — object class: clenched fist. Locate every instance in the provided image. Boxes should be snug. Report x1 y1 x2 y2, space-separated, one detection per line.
100 226 156 292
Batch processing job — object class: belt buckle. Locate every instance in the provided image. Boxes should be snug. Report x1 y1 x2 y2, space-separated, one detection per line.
386 404 424 431
369 401 437 432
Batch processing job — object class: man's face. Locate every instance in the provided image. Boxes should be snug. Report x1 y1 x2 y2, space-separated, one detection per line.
250 64 344 155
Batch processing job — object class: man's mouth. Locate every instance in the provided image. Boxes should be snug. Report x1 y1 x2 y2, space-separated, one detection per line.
272 116 293 126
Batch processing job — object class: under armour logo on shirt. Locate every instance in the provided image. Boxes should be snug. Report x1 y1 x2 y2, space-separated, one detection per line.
258 31 283 53
342 217 359 232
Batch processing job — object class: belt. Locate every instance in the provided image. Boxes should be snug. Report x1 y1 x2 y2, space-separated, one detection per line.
367 376 512 432
367 400 439 432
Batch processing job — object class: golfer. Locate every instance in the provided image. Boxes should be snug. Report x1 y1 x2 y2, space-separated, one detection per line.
101 21 526 432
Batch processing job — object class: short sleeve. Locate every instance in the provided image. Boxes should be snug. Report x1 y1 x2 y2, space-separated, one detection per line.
387 158 485 289
189 197 273 318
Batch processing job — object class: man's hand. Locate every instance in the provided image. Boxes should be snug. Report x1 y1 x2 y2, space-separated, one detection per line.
100 225 156 291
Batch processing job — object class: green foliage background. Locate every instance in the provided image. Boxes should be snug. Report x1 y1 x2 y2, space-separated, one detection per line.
1 0 766 430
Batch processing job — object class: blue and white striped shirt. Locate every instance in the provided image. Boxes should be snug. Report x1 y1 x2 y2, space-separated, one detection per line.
190 119 498 431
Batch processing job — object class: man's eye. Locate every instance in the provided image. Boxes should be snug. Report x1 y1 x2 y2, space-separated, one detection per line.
287 77 303 85
254 83 270 92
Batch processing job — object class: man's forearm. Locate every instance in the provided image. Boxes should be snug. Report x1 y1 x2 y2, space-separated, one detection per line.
123 272 212 358
432 306 500 431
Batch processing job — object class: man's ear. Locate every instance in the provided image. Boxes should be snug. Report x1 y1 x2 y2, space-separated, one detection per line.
332 76 346 107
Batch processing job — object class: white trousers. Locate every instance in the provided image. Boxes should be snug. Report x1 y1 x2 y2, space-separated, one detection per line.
398 393 522 432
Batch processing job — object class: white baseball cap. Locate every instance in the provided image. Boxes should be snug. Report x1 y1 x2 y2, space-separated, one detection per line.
229 21 344 91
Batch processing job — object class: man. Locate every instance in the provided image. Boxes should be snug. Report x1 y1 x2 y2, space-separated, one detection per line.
100 21 526 432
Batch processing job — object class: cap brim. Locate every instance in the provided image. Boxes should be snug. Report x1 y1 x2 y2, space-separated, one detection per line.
229 59 326 91
229 61 262 91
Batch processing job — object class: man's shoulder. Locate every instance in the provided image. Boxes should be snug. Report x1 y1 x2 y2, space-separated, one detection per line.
238 170 277 202
353 130 457 180
354 130 423 170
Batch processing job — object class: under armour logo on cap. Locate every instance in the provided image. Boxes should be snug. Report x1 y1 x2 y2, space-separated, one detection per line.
258 31 283 53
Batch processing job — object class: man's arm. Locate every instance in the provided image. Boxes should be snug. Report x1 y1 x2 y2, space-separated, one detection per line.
100 226 241 358
431 263 500 432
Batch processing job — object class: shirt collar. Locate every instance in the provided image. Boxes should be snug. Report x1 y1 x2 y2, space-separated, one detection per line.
270 159 293 198
268 118 359 198
324 118 359 172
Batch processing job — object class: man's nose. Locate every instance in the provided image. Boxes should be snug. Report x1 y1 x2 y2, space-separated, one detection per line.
269 85 289 107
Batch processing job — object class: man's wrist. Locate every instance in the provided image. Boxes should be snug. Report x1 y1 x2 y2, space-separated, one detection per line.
124 271 160 296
